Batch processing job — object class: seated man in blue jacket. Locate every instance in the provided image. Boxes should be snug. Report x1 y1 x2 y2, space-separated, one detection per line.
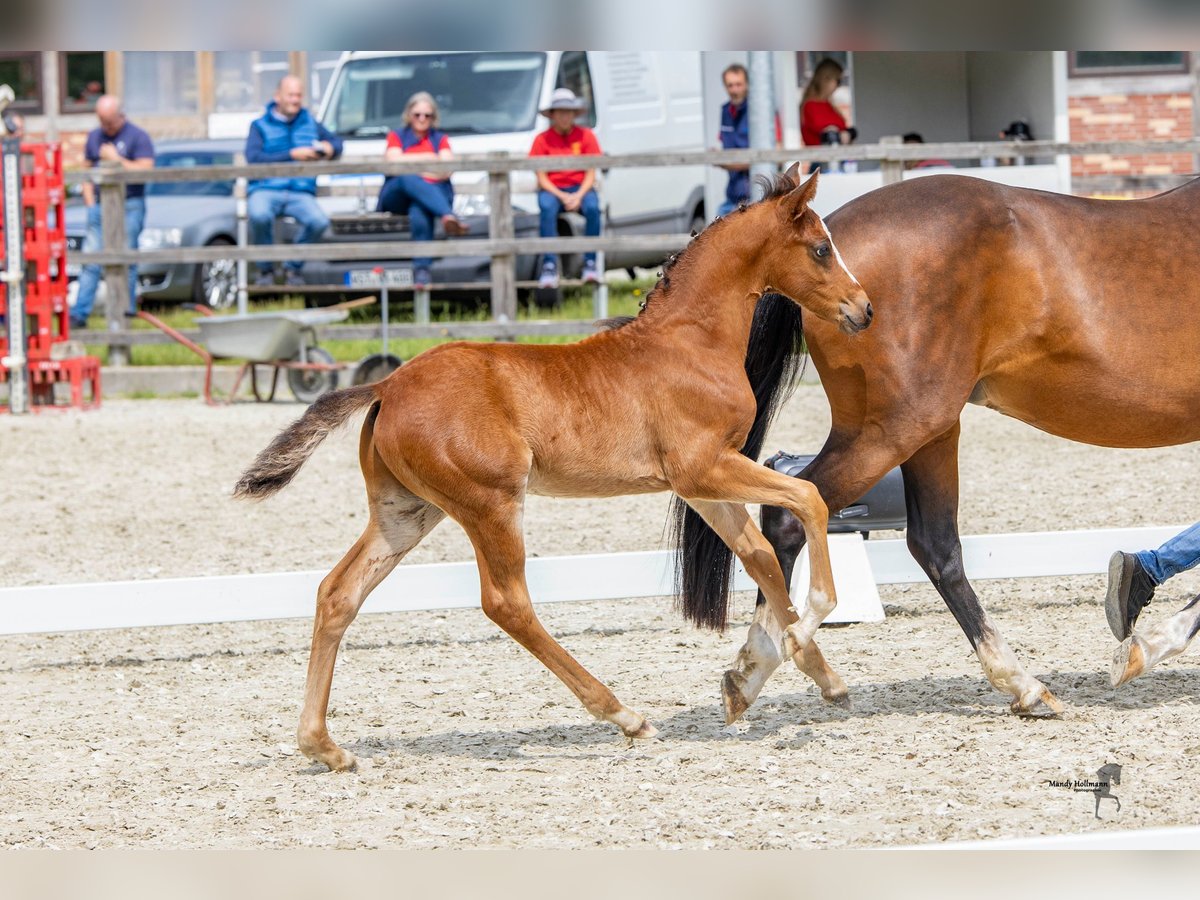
245 75 343 286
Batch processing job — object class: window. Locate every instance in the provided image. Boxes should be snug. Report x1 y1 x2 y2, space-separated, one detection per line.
123 52 199 115
1070 52 1189 76
324 52 546 137
555 51 596 128
308 51 344 109
213 51 289 113
60 52 105 113
146 150 236 197
0 53 42 113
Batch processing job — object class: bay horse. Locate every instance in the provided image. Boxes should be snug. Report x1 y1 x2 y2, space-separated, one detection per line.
691 172 1200 723
234 169 873 772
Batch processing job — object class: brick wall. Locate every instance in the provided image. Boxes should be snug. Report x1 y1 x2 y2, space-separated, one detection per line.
1069 92 1195 196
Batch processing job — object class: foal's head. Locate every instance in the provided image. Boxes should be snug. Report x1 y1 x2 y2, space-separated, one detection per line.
747 166 873 334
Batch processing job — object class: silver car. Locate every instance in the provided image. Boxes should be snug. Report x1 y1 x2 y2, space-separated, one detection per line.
66 139 243 309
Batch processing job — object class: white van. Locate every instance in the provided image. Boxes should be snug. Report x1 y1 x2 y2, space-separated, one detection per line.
316 51 708 272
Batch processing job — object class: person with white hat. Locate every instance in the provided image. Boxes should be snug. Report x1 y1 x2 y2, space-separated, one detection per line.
528 87 602 288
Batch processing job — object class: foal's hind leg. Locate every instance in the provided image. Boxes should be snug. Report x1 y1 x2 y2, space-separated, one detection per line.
457 504 656 739
1111 595 1200 686
297 494 445 772
689 500 849 723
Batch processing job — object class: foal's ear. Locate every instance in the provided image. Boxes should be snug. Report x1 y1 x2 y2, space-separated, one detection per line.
783 170 819 222
782 161 802 188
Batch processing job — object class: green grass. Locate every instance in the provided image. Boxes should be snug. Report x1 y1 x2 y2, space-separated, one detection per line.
83 280 654 366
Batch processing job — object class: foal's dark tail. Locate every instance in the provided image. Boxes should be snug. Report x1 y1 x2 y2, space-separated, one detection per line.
233 385 379 500
670 294 805 630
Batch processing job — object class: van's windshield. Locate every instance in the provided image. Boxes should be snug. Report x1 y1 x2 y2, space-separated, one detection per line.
323 52 547 138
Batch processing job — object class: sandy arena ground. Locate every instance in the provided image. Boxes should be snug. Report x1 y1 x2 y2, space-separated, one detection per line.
2 386 1200 848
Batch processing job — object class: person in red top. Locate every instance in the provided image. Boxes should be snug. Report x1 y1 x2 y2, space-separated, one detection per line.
376 91 468 289
801 58 857 172
529 88 602 288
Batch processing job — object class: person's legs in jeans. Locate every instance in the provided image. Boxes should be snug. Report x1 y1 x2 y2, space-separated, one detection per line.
124 197 146 313
538 189 564 274
248 189 284 278
1137 521 1200 585
72 204 104 325
280 192 330 274
578 188 601 269
398 176 455 275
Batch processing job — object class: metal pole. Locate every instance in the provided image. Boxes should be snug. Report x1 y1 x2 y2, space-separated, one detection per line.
1 136 27 413
748 51 777 201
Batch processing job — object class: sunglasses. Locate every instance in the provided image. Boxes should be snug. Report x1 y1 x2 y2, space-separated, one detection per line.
411 111 433 119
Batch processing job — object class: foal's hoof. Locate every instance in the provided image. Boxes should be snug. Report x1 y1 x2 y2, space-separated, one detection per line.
1111 635 1147 687
1010 686 1064 718
721 670 752 725
623 720 659 740
825 687 852 709
300 739 358 773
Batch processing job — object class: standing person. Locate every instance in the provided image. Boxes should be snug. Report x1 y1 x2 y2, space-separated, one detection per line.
529 88 602 289
376 91 468 290
70 95 154 329
1105 524 1200 641
245 75 343 287
801 58 856 172
715 63 782 216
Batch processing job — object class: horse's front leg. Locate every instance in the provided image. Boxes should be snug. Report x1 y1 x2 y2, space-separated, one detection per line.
675 452 847 721
688 499 849 723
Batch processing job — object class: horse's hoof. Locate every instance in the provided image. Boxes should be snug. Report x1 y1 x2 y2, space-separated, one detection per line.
321 749 358 773
623 719 659 740
825 688 852 709
1111 635 1147 687
1011 686 1064 718
721 670 751 724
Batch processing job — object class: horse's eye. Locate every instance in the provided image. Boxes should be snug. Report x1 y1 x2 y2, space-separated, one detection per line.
813 243 830 259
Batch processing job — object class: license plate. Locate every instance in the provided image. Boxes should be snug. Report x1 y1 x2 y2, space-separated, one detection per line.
345 268 413 288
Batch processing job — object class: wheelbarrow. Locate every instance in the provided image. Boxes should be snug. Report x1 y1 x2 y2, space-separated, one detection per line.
135 296 376 404
197 307 349 403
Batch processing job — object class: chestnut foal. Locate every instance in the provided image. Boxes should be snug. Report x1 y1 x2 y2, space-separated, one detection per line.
235 168 872 772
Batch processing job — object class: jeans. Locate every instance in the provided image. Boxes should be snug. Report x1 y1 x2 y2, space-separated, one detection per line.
73 197 145 323
1137 521 1200 585
377 175 454 271
248 188 330 273
538 186 600 268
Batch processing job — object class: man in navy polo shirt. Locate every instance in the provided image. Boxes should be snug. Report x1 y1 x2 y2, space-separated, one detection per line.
245 75 343 287
71 95 155 328
716 63 781 217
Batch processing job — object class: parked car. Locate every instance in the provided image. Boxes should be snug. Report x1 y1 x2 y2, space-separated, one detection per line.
66 138 244 310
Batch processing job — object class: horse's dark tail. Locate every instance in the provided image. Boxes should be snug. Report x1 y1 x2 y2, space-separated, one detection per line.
670 294 806 630
233 384 379 500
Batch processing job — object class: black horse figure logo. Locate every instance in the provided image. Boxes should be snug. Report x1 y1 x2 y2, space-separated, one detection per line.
1089 763 1122 819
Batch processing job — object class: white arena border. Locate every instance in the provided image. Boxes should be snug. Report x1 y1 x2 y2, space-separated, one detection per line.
0 525 1186 636
924 824 1200 849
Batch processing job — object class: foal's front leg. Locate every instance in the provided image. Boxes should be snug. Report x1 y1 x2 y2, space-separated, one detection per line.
689 499 849 723
676 453 845 720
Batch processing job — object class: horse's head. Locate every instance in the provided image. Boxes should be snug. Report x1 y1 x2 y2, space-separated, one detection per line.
757 165 873 335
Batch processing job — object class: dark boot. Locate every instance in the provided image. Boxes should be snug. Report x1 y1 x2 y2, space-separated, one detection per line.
1105 551 1156 641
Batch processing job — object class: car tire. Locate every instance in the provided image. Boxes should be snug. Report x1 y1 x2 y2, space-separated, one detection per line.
192 237 238 309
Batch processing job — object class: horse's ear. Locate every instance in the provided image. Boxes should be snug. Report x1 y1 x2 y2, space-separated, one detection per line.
782 161 801 188
784 170 819 222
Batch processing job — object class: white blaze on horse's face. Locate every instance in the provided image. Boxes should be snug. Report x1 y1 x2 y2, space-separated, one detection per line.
815 211 861 289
